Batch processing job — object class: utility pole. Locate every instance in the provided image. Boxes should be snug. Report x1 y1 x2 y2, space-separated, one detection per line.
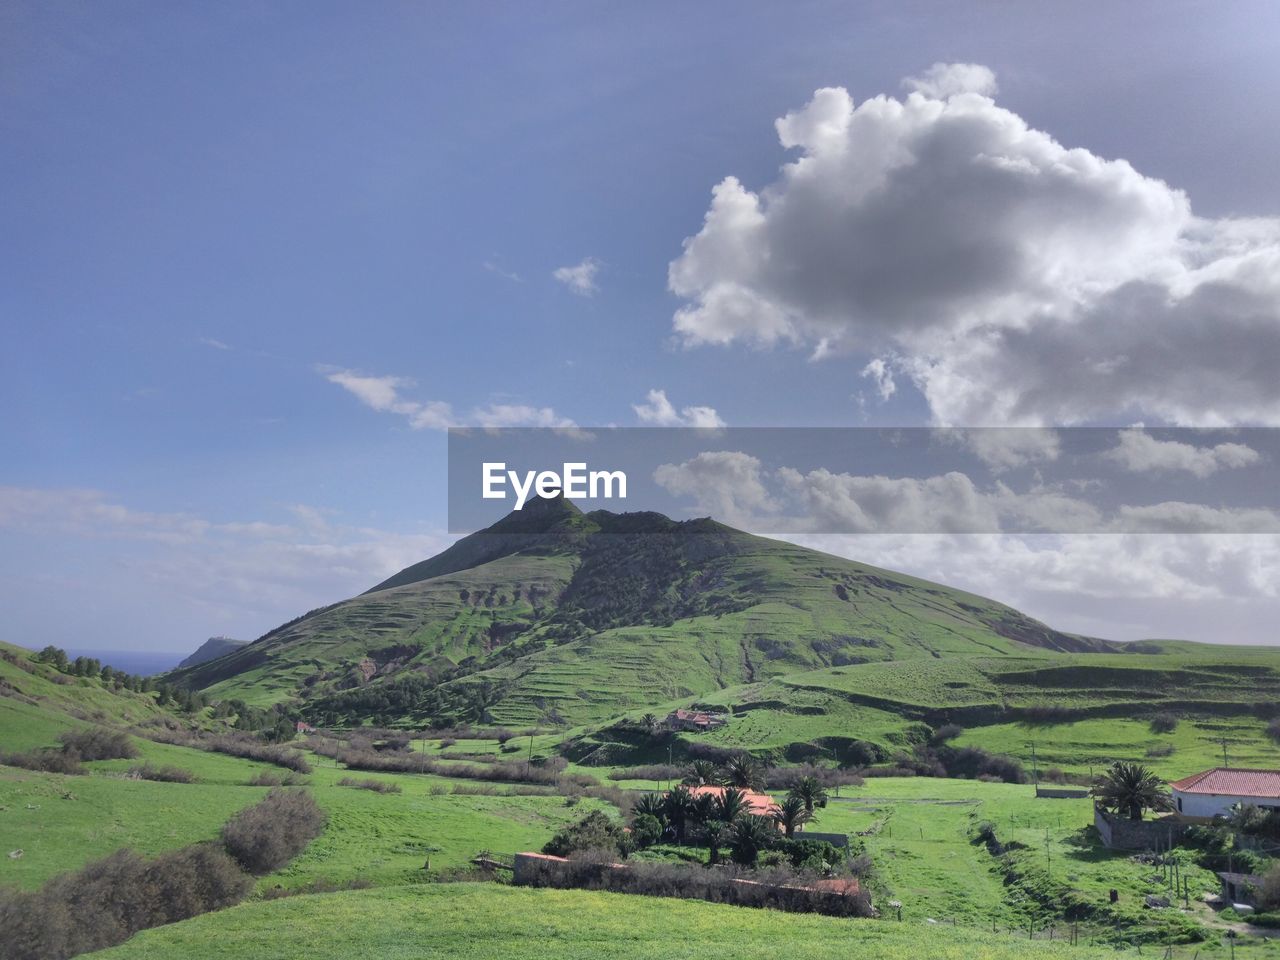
1027 741 1039 784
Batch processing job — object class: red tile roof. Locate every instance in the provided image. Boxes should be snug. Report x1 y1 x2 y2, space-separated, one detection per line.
684 785 779 817
1170 768 1280 798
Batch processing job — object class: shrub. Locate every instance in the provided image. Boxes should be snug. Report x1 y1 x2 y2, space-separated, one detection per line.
542 810 625 857
143 729 312 773
0 844 250 960
221 789 328 874
247 770 305 787
1268 718 1280 745
1149 712 1179 734
1261 863 1280 912
929 723 964 745
516 856 873 918
1145 742 1175 758
607 764 684 783
631 813 664 849
337 777 402 794
127 763 195 783
1 747 86 775
336 746 587 787
57 727 136 761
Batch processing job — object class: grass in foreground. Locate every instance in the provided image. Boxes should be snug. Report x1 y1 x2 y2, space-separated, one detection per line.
95 883 1119 960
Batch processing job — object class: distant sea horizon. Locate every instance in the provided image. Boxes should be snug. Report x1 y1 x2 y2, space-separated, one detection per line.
19 644 187 677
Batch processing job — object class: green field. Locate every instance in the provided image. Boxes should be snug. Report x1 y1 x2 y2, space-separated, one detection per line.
94 883 1122 960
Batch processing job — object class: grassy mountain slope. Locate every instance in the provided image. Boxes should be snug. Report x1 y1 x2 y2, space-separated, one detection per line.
567 642 1280 766
169 500 1108 721
0 640 172 751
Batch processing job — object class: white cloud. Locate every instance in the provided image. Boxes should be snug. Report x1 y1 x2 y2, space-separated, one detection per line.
553 257 601 296
482 260 522 282
1104 429 1261 478
0 485 452 643
668 66 1280 427
632 389 726 428
952 428 1062 472
199 337 230 350
903 62 998 99
322 368 575 431
653 451 776 522
860 358 897 402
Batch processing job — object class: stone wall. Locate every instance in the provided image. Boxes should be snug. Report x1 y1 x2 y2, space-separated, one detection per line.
1094 805 1190 850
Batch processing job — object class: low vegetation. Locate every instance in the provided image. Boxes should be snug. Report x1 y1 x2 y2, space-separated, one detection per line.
337 777 401 794
221 789 327 875
144 729 311 774
126 763 196 784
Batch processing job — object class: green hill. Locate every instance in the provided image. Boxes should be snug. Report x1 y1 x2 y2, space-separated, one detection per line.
168 499 1110 722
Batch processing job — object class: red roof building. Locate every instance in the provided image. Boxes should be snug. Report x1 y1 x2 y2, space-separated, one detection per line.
1169 767 1280 818
684 784 780 819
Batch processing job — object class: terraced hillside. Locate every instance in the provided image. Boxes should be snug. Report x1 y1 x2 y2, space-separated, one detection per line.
569 644 1280 770
168 498 1109 722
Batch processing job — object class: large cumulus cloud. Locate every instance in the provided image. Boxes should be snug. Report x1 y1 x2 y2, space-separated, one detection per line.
668 63 1280 426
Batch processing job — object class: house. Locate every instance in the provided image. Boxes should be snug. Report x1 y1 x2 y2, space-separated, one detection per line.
665 708 728 732
295 721 317 735
1169 768 1280 819
684 784 781 821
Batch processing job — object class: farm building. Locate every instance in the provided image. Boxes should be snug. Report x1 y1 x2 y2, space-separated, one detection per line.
1169 767 1280 818
684 785 780 820
665 708 728 732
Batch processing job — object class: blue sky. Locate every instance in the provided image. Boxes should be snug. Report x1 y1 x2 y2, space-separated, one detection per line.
5 2 1280 653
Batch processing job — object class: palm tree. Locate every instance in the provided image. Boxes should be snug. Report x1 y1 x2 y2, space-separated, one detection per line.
714 785 749 824
640 713 659 735
773 795 812 839
1092 761 1173 821
689 791 716 828
723 753 763 790
728 815 776 866
634 792 665 823
788 775 829 813
662 785 694 841
704 819 727 865
683 759 720 786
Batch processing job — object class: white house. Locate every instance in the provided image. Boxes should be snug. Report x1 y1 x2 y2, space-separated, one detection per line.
1169 767 1280 819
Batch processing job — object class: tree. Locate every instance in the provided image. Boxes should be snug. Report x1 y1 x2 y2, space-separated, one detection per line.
689 791 716 828
1260 861 1280 911
640 713 659 735
662 786 694 841
773 795 812 839
632 813 664 849
728 815 776 866
788 775 829 813
683 759 720 786
633 792 665 823
704 819 727 865
1092 761 1173 821
723 753 763 790
714 786 749 824
543 810 625 857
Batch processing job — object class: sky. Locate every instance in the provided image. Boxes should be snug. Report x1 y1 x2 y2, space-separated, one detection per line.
4 1 1280 652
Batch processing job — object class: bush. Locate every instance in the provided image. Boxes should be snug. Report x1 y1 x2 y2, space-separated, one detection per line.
607 764 684 783
337 777 402 794
143 729 311 773
929 723 964 745
127 763 195 783
0 844 250 960
543 810 625 858
516 855 873 918
221 789 328 875
1150 712 1179 734
336 746 588 787
1146 742 1175 758
632 813 664 849
1268 718 1280 745
1 747 85 775
57 728 136 761
1261 863 1280 911
247 770 305 787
